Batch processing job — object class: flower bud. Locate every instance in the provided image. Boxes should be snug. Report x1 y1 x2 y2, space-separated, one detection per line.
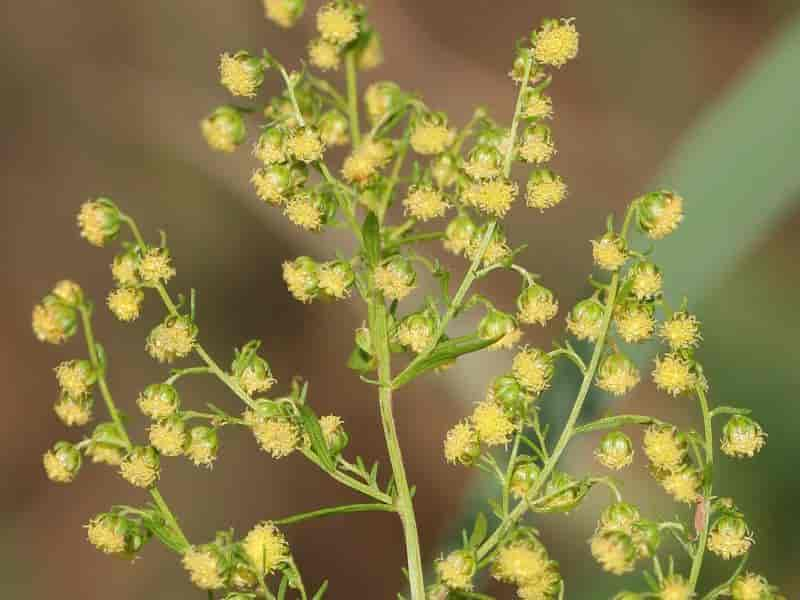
318 109 349 146
708 515 753 560
592 233 627 271
55 359 96 397
629 261 662 301
320 414 348 454
287 127 325 163
730 573 772 600
283 256 320 303
183 545 226 590
523 90 553 120
659 574 692 600
243 521 289 575
32 295 78 344
636 191 684 240
252 163 293 205
148 416 187 457
598 502 641 535
232 342 276 396
186 425 219 468
493 539 552 585
374 255 417 301
659 466 701 504
526 169 567 211
410 113 454 156
721 415 766 458
488 374 530 417
219 51 264 98
443 213 477 255
253 128 287 164
146 316 198 363
566 297 605 341
86 513 129 555
316 2 359 46
512 347 554 393
397 310 437 353
643 425 687 472
614 302 655 343
364 81 405 124
463 178 518 218
308 37 341 71
54 392 93 427
463 144 503 180
137 246 176 284
510 457 541 499
357 30 383 69
658 311 701 351
539 470 584 512
436 549 475 591
478 309 522 350
284 190 332 231
403 185 449 221
595 431 634 470
138 383 180 419
43 441 82 483
246 411 300 459
590 530 637 575
120 446 160 488
107 287 144 322
471 400 515 447
201 106 246 153
262 0 305 28
77 198 121 247
52 280 84 307
86 422 126 466
652 353 698 396
533 18 579 68
519 124 555 164
318 260 355 299
443 421 480 466
596 352 640 396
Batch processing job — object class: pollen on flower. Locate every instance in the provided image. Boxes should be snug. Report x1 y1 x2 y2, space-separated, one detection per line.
491 327 523 351
251 168 288 204
631 265 663 300
526 173 567 210
309 38 341 71
523 93 554 120
519 129 556 164
592 236 627 271
86 515 126 555
659 574 692 600
183 547 225 590
463 148 502 180
397 317 434 354
55 361 94 397
463 179 518 218
262 0 302 28
149 421 186 457
320 415 344 447
138 248 176 284
32 302 73 344
436 550 475 591
466 236 511 266
283 258 319 303
721 416 766 458
342 138 393 183
708 517 753 560
534 19 579 68
284 194 323 231
518 569 562 600
730 573 770 600
120 448 160 488
596 354 640 396
471 401 515 446
659 312 701 351
444 421 479 465
287 127 325 163
512 348 553 394
87 443 124 466
318 262 353 299
403 186 449 221
146 318 197 363
652 353 696 396
595 432 634 471
660 467 701 504
492 541 551 586
253 135 286 165
239 365 276 396
644 193 684 240
43 449 77 483
374 263 415 301
138 384 179 420
590 531 636 575
566 299 605 341
77 200 118 247
316 3 359 46
54 395 93 427
243 521 289 574
112 253 140 286
249 415 300 459
643 425 686 472
186 427 218 468
107 287 144 322
219 53 262 98
615 305 654 343
410 122 454 156
517 287 559 326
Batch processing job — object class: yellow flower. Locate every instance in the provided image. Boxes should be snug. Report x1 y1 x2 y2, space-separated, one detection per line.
660 467 701 504
185 426 218 468
107 287 144 322
652 353 697 396
566 298 605 341
721 415 766 458
630 262 663 300
659 574 693 600
138 383 180 419
145 317 197 363
219 52 263 98
708 516 753 560
86 515 126 555
308 38 341 71
512 348 554 394
249 415 300 459
730 573 771 600
374 257 416 301
517 284 559 326
534 19 579 68
318 261 354 299
201 106 245 152
316 3 359 45
493 541 552 585
659 312 701 351
410 119 454 155
518 568 562 600
243 521 289 574
55 360 94 397
284 193 323 231
596 353 640 396
148 419 186 457
526 170 567 210
77 199 120 247
138 247 175 284
287 127 324 163
643 425 686 472
443 214 476 255
283 257 319 303
54 394 93 427
590 531 637 575
364 82 402 124
519 126 555 164
436 550 475 591
119 447 160 488
357 32 383 69
595 431 634 471
32 298 77 344
262 0 304 28
320 415 345 449
252 130 287 164
86 443 124 466
397 313 436 354
183 546 225 590
444 421 479 465
463 178 518 218
638 191 684 240
43 442 81 483
523 92 553 120
591 234 627 271
463 145 502 180
403 186 449 221
471 401 515 446
615 304 655 343
466 233 511 266
341 138 393 183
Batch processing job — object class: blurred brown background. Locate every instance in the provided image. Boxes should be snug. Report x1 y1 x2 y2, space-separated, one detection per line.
3 1 800 598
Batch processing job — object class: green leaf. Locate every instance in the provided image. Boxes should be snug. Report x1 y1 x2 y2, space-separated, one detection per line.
392 333 501 389
298 405 335 472
362 211 381 266
469 512 487 548
346 346 375 373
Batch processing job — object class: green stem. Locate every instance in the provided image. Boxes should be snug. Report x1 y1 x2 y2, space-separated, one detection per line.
345 52 361 148
275 502 395 526
370 298 425 600
689 386 714 592
502 429 523 516
476 274 619 560
379 128 410 224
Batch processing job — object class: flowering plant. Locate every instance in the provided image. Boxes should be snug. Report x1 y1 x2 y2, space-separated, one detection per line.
33 2 782 599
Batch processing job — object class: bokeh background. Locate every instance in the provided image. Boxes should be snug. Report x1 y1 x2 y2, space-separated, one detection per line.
3 1 800 598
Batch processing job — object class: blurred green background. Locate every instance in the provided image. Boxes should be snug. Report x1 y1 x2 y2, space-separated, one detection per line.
2 1 800 598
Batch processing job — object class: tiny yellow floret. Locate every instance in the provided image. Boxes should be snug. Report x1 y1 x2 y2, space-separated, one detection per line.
107 287 144 322
444 421 479 465
659 312 701 351
183 547 225 590
243 521 289 574
403 186 449 221
534 19 579 68
138 248 176 284
316 3 359 46
652 353 697 396
309 38 341 71
471 401 515 446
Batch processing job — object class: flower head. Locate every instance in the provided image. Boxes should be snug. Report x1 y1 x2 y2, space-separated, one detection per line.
43 441 82 483
523 91 554 120
443 213 477 255
510 458 541 498
55 360 95 397
308 38 341 71
566 297 605 341
403 186 449 221
120 446 160 488
526 169 567 210
410 115 454 156
374 255 416 301
512 348 554 394
730 573 772 600
77 199 121 247
463 178 518 218
262 0 305 28
86 423 127 466
86 514 128 555
660 467 701 504
201 106 245 152
479 309 522 350
596 352 640 396
519 125 555 164
615 303 655 343
284 193 323 231
320 415 348 454
243 521 289 574
219 52 264 98
316 3 359 46
54 393 93 427
251 164 292 204
463 144 503 180
629 261 663 300
365 82 404 124
186 426 219 467
721 415 766 458
287 127 324 163
248 414 300 459
283 256 319 303
146 316 197 363
643 425 687 472
138 247 176 284
659 312 701 351
598 502 641 535
107 287 144 322
595 431 634 470
652 353 698 396
32 295 78 344
436 550 475 591
318 260 354 299
253 128 287 164
183 546 226 590
637 191 684 240
659 574 693 600
111 250 140 286
533 18 579 68
148 418 187 456
341 137 393 183
590 530 637 575
493 540 551 585
592 233 627 271
471 401 515 446
397 311 436 353
357 31 383 69
444 421 480 465
318 109 349 146
708 515 753 560
138 383 180 419
517 283 559 326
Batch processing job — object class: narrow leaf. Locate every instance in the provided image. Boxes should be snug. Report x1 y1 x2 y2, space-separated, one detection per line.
298 405 335 472
362 211 381 266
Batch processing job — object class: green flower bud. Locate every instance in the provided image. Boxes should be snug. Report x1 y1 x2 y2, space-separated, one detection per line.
478 309 521 351
86 422 127 466
488 374 530 416
463 143 503 180
443 213 477 255
186 426 219 468
596 352 640 397
436 549 475 591
43 441 82 483
721 415 766 458
120 446 160 488
232 341 276 396
566 297 605 341
145 316 198 363
54 392 94 427
636 191 684 240
397 311 437 353
318 109 349 146
32 294 79 344
253 127 287 164
364 81 405 124
201 106 246 153
228 561 259 590
708 515 753 560
510 456 541 499
318 260 355 299
77 198 122 247
282 256 320 303
219 51 265 98
510 48 544 83
138 383 180 419
475 127 510 151
539 470 584 512
598 502 641 534
517 282 559 326
251 162 293 205
595 431 634 470
320 415 349 455
431 153 459 189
